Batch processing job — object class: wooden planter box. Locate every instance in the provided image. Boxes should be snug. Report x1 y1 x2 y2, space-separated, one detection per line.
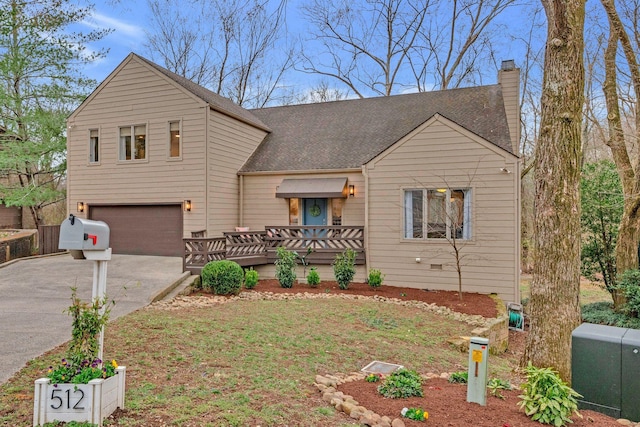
33 366 126 426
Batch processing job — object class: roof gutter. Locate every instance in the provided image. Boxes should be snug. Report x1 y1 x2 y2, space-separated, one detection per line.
238 168 362 176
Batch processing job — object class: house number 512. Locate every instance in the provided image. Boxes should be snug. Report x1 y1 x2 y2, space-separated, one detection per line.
50 388 85 410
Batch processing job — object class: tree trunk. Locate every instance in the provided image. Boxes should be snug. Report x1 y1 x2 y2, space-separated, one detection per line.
600 0 640 310
522 0 585 383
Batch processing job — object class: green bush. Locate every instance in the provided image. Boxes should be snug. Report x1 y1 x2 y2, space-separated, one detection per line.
377 368 423 399
307 267 320 287
275 246 297 288
518 362 581 426
201 260 244 295
368 268 384 288
617 269 640 317
244 268 259 289
333 248 357 290
448 371 468 384
582 301 640 329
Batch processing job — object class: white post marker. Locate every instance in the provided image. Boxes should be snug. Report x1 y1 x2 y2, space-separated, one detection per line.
466 336 489 406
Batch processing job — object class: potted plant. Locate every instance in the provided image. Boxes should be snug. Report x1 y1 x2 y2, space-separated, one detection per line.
33 289 126 426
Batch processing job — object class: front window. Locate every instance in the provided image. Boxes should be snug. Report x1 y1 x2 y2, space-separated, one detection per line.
169 121 180 158
119 125 146 161
89 129 99 163
289 198 299 225
404 188 471 240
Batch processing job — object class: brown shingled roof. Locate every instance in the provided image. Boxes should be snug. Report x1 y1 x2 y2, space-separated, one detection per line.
240 85 513 173
132 54 270 132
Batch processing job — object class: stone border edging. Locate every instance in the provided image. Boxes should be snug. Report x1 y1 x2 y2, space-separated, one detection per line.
314 371 450 427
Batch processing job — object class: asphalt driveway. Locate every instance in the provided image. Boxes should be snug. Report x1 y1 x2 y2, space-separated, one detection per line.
0 253 186 384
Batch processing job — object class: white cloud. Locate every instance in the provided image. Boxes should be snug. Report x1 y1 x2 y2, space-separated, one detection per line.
83 12 145 40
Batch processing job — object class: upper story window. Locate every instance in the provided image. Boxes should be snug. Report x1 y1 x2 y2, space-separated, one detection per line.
89 129 99 163
119 125 146 161
404 188 471 240
169 121 181 158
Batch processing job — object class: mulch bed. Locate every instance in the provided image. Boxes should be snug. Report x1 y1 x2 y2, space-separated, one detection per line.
243 279 499 318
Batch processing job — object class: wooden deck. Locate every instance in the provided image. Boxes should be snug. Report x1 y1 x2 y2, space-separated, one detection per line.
183 226 365 274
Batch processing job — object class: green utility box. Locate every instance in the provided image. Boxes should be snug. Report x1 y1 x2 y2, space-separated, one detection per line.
572 323 640 421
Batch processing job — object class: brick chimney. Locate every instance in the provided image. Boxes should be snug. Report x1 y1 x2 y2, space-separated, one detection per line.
498 60 520 156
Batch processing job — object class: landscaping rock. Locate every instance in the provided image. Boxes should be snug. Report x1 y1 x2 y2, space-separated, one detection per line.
391 418 406 427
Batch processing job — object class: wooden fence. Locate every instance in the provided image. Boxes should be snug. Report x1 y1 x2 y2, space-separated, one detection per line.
38 225 64 255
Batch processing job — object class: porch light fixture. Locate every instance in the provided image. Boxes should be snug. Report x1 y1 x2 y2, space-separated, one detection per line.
436 188 447 193
77 202 85 213
184 200 192 212
348 184 355 197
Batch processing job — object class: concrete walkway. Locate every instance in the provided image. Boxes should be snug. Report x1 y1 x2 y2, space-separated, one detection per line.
0 253 188 384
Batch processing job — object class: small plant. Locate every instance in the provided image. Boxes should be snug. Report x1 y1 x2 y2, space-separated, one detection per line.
307 267 320 287
487 377 512 399
518 362 582 426
297 247 314 278
368 268 384 288
365 373 382 383
46 289 118 385
448 371 468 384
201 260 244 295
377 368 423 399
401 407 429 421
275 246 297 288
333 248 357 290
244 268 259 289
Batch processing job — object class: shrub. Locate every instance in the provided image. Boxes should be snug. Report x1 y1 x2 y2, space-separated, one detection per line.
275 246 297 288
487 378 512 399
617 269 640 317
518 362 581 426
201 260 244 295
581 301 640 329
333 248 357 290
368 268 384 288
307 267 320 287
377 368 423 399
244 268 259 289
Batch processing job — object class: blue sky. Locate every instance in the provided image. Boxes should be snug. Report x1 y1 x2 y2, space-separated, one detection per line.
81 1 149 82
80 0 544 92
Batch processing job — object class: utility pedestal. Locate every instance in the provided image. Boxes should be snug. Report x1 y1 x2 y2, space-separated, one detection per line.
466 337 489 406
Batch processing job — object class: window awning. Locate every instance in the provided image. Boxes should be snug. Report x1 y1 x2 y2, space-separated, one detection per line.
276 177 348 199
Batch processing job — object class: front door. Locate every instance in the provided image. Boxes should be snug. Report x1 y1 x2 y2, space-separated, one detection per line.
303 198 327 226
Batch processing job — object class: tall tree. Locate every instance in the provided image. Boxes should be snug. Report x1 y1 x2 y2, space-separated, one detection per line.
145 0 296 108
0 0 110 226
599 0 640 309
522 0 585 382
300 0 430 97
301 0 516 97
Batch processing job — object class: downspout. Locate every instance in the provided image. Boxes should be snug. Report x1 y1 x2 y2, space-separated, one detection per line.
362 164 370 274
239 174 244 227
205 105 210 235
515 157 522 304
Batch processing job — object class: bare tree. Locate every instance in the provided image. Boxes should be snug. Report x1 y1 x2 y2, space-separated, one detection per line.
145 0 296 108
598 0 640 309
522 0 586 382
300 0 431 97
410 0 517 91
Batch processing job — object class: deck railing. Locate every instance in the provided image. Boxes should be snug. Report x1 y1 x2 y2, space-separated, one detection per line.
183 226 365 274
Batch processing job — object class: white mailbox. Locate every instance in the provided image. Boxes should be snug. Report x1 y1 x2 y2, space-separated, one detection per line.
59 214 110 251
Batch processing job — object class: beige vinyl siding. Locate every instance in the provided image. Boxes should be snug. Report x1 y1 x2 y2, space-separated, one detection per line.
366 116 519 302
206 111 267 236
66 57 208 236
241 172 365 229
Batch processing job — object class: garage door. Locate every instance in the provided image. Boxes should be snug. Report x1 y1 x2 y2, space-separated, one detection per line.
90 205 183 256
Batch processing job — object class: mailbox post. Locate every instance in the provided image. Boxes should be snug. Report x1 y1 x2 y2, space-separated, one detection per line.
58 214 111 362
466 337 489 406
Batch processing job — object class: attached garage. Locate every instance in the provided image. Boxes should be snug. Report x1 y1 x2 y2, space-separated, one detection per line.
89 205 183 257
